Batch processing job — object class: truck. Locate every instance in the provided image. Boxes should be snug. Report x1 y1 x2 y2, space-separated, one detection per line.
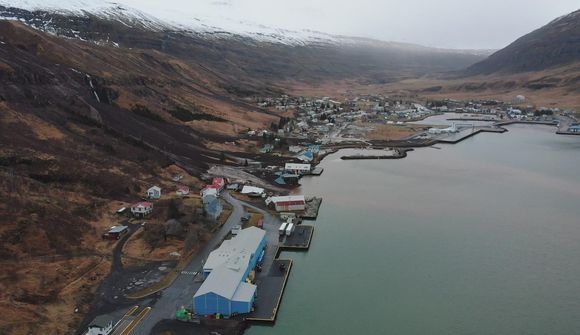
278 222 288 236
285 223 295 236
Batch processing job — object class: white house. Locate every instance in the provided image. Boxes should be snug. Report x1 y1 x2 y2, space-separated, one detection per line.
285 163 311 174
266 195 306 212
86 315 113 335
131 202 153 217
201 186 219 198
147 186 161 199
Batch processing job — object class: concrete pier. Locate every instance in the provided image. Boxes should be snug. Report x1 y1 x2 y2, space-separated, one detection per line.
302 197 322 220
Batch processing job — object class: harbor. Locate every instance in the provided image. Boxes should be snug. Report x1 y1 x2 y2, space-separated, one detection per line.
246 124 580 335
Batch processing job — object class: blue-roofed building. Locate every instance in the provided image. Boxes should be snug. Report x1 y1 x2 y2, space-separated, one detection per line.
296 150 314 162
194 227 266 316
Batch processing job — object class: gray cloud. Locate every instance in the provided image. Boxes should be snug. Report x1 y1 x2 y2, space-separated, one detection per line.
124 0 579 49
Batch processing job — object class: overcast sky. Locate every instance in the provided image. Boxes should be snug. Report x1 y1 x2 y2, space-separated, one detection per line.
123 0 579 49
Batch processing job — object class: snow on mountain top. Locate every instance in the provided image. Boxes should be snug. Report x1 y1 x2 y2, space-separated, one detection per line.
0 0 494 53
0 0 344 45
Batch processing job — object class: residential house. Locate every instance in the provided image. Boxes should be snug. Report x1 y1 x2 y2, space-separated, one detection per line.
131 201 153 218
176 186 190 196
147 186 162 199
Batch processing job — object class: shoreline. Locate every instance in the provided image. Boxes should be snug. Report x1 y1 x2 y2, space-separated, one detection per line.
315 120 569 163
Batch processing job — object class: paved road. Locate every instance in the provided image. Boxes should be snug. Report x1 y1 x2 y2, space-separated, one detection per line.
130 191 245 334
129 192 284 334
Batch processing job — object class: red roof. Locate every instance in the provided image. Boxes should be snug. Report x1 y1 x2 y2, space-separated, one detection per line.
274 200 305 206
132 201 153 208
212 177 225 186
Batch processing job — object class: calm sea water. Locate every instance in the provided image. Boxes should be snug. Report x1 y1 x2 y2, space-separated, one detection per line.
248 124 580 335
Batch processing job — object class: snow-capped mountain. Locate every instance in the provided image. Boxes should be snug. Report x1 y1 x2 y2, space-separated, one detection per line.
0 0 495 53
0 0 490 84
0 0 350 46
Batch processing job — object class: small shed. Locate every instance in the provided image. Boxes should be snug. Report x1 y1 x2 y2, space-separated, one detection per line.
102 225 129 240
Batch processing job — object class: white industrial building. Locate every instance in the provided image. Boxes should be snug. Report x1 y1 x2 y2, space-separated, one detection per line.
285 163 311 174
241 185 265 197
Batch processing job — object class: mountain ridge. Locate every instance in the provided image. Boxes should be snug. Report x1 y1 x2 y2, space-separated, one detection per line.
0 0 492 54
466 8 580 75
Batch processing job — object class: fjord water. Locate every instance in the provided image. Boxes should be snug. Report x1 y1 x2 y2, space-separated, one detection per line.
248 124 580 335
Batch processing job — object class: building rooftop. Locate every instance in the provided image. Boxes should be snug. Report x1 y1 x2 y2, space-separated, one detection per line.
108 225 128 234
232 282 256 302
204 227 265 272
196 227 265 301
269 195 306 203
285 163 311 170
241 186 265 195
132 201 153 208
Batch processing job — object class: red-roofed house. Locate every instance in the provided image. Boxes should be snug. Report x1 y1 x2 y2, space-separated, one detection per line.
176 186 190 196
131 202 153 218
200 177 226 197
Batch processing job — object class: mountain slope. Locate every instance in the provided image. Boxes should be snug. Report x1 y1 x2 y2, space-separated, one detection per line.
0 4 488 334
466 9 580 75
0 1 487 83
